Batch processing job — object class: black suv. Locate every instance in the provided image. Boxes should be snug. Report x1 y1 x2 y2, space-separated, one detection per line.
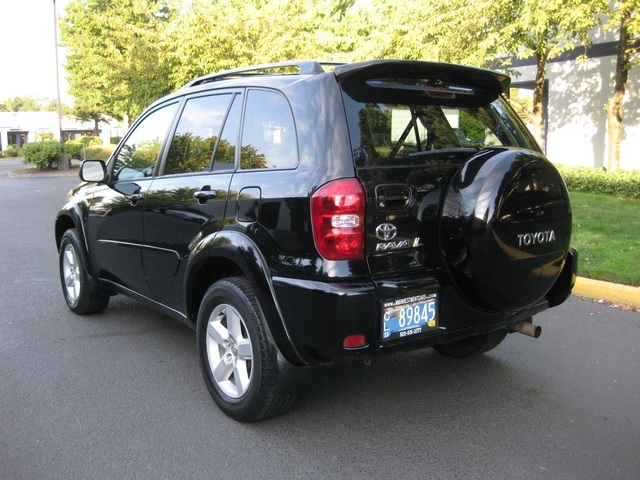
56 60 577 421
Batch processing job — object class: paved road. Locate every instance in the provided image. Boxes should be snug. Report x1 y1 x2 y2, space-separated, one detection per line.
0 158 25 177
1 173 639 480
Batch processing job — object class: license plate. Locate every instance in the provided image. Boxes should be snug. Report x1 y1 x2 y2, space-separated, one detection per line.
381 292 438 341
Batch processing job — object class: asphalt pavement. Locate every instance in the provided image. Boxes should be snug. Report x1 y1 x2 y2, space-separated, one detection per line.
1 166 639 479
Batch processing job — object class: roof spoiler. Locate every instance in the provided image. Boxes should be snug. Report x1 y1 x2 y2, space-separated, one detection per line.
334 60 510 99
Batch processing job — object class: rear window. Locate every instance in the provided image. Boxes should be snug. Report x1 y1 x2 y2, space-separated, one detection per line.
342 88 537 167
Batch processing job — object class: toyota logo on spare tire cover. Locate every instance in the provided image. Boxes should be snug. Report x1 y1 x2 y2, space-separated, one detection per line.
376 223 397 241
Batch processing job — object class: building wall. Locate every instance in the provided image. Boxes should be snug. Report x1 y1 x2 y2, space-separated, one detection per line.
512 42 639 171
0 112 124 150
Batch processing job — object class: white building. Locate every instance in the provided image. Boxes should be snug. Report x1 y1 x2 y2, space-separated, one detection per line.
509 33 639 171
0 111 124 150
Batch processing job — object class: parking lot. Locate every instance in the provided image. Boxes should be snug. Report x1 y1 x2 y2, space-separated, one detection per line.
1 170 639 479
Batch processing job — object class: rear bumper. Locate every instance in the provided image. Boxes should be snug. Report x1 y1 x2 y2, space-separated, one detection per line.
271 248 577 366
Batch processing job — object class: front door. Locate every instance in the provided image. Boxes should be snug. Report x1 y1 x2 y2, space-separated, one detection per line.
85 102 179 298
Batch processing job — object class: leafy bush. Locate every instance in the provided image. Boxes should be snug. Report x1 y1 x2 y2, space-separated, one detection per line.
22 140 63 169
556 165 640 199
64 136 103 159
63 139 83 159
80 136 102 146
110 136 122 144
4 145 21 157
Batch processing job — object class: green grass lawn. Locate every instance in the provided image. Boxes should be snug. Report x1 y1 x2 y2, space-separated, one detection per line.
569 192 640 286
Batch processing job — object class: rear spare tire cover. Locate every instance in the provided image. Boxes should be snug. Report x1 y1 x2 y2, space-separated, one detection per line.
440 148 572 312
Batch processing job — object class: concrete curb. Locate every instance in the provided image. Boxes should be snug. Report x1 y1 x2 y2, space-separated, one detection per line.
573 277 640 310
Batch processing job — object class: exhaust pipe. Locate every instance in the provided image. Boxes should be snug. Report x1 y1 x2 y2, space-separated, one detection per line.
509 320 542 338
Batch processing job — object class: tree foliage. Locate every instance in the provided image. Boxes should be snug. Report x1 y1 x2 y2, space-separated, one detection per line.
164 0 347 87
60 0 176 122
489 0 608 143
0 96 61 112
59 0 635 169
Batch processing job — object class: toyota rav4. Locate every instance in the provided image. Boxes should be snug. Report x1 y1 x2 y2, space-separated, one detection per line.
55 60 577 421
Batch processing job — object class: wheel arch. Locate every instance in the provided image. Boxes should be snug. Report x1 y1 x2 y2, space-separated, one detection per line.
55 213 77 250
185 231 306 366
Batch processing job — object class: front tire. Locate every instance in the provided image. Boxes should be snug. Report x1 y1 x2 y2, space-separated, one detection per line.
433 330 507 358
59 228 110 315
196 277 296 422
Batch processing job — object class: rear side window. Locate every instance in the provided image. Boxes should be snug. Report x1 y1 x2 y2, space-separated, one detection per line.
164 94 233 175
240 90 298 170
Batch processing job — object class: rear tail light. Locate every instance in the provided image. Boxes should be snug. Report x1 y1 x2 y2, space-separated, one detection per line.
311 178 365 260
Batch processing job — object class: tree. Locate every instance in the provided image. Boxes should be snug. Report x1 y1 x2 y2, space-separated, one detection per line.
346 0 609 146
164 0 348 88
0 96 62 112
606 1 639 172
60 0 176 122
73 97 111 137
347 0 502 65
490 0 609 145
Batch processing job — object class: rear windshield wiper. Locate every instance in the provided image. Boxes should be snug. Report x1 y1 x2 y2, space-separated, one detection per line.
408 147 479 159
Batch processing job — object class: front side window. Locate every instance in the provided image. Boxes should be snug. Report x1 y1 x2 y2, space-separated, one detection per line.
240 90 298 170
112 103 178 181
164 94 233 175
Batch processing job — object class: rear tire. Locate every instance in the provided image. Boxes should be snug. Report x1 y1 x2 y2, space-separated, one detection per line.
433 330 507 358
59 228 110 315
196 277 296 422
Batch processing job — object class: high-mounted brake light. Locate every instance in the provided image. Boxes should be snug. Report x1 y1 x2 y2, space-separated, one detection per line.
311 178 366 261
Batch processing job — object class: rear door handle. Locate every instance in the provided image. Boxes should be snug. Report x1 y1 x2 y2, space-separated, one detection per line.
194 188 218 203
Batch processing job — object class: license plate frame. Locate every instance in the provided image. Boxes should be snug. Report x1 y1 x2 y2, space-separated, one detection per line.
381 292 438 341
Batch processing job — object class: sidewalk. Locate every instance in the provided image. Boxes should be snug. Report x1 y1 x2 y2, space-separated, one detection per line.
1 158 79 178
8 168 78 178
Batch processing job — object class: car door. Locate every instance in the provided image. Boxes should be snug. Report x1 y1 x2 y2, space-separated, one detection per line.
85 102 179 297
141 92 242 313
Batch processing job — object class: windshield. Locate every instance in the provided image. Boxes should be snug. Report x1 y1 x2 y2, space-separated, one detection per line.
343 96 538 167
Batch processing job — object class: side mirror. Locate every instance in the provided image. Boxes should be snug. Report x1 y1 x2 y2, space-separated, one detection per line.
79 160 107 183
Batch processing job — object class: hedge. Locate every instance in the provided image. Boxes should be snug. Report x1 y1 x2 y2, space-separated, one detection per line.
555 165 640 199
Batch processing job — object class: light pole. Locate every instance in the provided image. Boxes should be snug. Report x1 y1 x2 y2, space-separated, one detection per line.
52 0 68 169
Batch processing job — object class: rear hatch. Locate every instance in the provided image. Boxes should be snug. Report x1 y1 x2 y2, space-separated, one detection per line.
336 61 521 275
336 61 572 316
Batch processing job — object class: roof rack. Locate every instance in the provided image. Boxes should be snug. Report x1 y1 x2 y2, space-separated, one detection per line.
180 60 344 89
